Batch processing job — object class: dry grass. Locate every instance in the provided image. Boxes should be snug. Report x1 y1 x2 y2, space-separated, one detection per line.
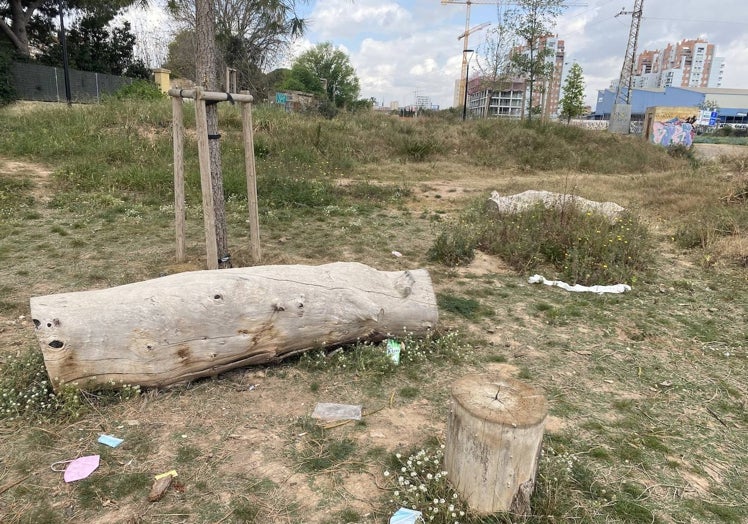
0 103 746 523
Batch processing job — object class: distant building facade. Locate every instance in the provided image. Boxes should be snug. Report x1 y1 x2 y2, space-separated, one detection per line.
466 76 526 118
457 34 565 119
594 86 748 125
632 39 725 89
513 35 565 119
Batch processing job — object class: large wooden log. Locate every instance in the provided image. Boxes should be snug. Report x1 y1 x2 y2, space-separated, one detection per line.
445 374 547 516
30 262 438 390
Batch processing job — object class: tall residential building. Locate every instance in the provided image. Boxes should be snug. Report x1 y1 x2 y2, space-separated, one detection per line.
632 38 724 89
512 35 565 119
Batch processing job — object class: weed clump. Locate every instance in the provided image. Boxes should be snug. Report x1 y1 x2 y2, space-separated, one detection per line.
0 349 69 421
0 348 140 422
430 199 652 286
383 444 469 524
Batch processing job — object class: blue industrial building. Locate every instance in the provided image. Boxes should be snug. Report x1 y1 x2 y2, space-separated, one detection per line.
593 86 748 125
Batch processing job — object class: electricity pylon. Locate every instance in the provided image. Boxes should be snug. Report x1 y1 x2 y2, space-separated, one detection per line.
614 0 644 105
610 0 644 133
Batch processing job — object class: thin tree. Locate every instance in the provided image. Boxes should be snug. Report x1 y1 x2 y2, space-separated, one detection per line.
506 0 565 121
167 0 305 94
195 0 230 268
559 62 585 123
474 23 514 118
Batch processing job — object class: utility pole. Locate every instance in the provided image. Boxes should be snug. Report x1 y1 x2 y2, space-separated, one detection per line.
610 0 643 134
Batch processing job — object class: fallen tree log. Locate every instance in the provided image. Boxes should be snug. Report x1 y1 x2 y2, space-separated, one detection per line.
30 262 438 391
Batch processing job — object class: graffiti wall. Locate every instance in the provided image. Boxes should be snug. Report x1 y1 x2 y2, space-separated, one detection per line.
644 106 698 148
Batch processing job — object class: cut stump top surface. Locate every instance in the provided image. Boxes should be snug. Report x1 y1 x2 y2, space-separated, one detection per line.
451 374 547 428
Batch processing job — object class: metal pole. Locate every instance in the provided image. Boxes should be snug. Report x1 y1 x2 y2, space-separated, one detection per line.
58 0 72 105
462 49 473 121
462 63 470 121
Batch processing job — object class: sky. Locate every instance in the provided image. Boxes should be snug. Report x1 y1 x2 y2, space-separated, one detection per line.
128 0 748 111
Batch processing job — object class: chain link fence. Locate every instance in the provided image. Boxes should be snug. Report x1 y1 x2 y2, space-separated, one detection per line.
10 62 135 103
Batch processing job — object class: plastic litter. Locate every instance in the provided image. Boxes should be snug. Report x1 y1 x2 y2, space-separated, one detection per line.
154 470 178 480
528 274 631 294
390 507 423 524
98 434 124 448
60 455 100 483
311 403 362 422
385 339 403 365
149 471 176 502
391 251 403 257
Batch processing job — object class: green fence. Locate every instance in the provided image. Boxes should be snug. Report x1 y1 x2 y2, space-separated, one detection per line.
10 62 135 103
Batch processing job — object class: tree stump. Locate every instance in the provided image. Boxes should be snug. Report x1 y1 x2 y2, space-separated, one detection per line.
445 374 547 516
30 262 438 391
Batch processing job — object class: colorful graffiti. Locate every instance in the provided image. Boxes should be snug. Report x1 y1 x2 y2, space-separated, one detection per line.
651 117 696 147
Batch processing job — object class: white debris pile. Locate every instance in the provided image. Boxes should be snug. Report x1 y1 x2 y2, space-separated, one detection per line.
489 190 625 220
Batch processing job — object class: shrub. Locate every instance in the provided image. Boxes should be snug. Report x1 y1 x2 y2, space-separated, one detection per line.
0 48 16 106
428 225 477 266
430 198 653 286
112 79 165 100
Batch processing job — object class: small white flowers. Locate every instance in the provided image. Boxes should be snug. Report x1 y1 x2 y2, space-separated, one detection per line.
385 444 466 523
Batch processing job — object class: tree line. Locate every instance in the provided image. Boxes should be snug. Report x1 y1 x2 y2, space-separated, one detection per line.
1 0 367 110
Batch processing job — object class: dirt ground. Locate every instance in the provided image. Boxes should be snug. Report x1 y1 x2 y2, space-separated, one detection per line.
691 142 748 161
1 152 746 524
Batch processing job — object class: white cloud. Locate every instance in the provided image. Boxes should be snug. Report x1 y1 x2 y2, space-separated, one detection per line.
309 0 413 40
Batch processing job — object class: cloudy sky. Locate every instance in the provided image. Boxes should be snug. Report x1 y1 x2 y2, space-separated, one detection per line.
131 0 748 111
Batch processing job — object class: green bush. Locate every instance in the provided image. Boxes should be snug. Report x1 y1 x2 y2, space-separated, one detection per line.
111 79 165 100
0 48 16 106
430 199 652 286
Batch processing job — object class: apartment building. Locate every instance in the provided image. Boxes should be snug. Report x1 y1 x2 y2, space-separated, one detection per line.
512 35 565 118
632 39 724 89
459 34 564 118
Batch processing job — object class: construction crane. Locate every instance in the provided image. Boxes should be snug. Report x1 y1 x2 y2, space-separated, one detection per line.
442 0 587 111
614 0 644 105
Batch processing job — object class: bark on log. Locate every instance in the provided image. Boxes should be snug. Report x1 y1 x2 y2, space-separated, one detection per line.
30 262 438 391
445 374 547 516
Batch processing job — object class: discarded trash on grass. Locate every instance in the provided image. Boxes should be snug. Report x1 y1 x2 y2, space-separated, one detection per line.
311 403 362 422
98 434 124 448
52 455 100 483
390 507 424 524
149 471 177 502
391 250 403 257
528 274 631 294
154 470 178 480
385 339 403 365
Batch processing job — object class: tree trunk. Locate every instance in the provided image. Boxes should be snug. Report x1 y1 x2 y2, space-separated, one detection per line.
1 0 39 57
195 0 230 268
30 263 438 391
445 374 547 516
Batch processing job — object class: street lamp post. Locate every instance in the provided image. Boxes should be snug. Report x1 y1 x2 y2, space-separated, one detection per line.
462 49 474 121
